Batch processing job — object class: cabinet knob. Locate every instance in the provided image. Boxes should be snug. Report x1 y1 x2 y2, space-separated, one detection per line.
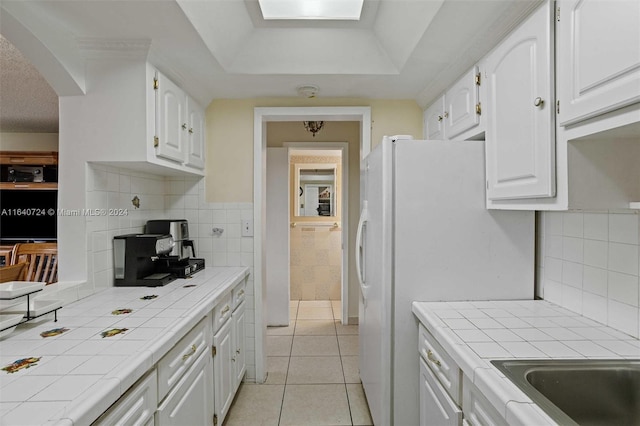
534 97 545 107
182 123 187 130
188 128 194 134
443 111 449 118
437 115 443 122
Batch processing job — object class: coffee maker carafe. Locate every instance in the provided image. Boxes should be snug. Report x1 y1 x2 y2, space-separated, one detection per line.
145 219 194 261
145 219 205 278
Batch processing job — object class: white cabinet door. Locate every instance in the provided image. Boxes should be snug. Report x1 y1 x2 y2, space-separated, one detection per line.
233 300 246 389
419 357 462 426
444 67 481 140
424 96 446 140
95 370 157 426
556 0 640 126
156 350 213 426
485 0 555 200
213 317 234 423
156 73 187 163
185 97 205 169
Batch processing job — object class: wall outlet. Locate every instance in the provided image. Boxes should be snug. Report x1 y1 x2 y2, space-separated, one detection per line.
241 219 253 237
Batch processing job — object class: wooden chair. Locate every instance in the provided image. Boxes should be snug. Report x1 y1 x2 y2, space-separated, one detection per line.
10 243 58 284
0 262 28 283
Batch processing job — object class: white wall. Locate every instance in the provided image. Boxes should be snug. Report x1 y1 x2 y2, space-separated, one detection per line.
82 164 258 380
537 210 640 338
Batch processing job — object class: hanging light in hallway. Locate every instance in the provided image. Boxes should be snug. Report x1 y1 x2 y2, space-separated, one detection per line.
303 121 324 137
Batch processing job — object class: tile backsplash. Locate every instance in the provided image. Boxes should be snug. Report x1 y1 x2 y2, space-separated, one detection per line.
85 164 257 380
537 210 640 338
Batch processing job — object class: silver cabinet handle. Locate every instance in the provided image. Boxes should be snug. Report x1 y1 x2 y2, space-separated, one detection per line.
238 289 245 297
181 123 187 130
534 97 544 107
221 305 230 315
437 115 443 122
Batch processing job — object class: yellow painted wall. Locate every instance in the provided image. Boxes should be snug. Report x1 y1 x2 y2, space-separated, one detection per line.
205 98 422 202
0 133 59 151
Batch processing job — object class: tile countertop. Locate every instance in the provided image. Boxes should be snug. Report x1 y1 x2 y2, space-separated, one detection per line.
0 266 249 426
412 300 640 425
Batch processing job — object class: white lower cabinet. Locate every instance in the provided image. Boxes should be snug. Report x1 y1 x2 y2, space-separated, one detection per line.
233 300 247 387
419 357 463 426
156 349 214 425
213 317 234 423
213 283 247 425
462 376 508 426
93 370 158 426
417 325 510 426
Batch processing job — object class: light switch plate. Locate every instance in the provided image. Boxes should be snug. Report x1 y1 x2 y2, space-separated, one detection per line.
241 219 253 237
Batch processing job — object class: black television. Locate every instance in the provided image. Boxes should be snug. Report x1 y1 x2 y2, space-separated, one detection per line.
0 189 58 242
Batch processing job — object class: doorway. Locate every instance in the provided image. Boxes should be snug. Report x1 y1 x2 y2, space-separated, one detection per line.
287 144 348 315
254 106 372 382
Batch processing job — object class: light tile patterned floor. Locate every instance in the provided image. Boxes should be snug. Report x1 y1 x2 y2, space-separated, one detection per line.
224 300 373 426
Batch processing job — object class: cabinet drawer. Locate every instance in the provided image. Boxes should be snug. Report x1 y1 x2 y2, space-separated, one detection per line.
156 348 213 426
212 292 232 333
157 315 210 401
419 324 461 405
232 280 246 310
93 369 157 426
419 357 463 426
463 375 508 426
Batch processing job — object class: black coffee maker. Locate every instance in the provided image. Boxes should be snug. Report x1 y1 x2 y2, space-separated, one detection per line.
113 233 176 287
144 219 205 278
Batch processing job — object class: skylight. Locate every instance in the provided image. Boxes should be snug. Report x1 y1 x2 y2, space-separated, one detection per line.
258 0 364 20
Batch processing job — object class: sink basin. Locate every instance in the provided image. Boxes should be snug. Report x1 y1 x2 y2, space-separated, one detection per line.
491 359 640 426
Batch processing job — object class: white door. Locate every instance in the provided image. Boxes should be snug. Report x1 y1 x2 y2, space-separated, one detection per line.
485 0 555 200
444 66 480 140
185 97 205 169
419 358 463 426
266 148 290 326
156 350 213 426
358 140 392 426
233 300 246 388
213 318 234 423
156 73 186 163
556 0 640 125
304 185 320 216
424 96 446 139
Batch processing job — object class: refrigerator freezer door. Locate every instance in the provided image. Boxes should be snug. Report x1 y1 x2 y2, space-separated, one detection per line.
359 139 394 426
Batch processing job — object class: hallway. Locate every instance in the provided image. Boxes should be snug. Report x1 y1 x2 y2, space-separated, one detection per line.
224 300 373 425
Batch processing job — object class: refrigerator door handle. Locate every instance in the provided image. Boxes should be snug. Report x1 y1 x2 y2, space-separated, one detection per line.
356 202 368 300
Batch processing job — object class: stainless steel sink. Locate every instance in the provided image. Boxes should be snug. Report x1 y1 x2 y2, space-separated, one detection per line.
491 359 640 426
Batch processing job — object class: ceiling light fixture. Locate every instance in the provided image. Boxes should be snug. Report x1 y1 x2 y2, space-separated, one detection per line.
303 121 324 137
297 85 320 98
258 0 364 20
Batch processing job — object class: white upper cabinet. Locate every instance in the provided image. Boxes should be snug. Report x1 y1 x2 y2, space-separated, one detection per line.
155 71 206 170
444 66 481 140
556 0 640 126
156 72 187 163
424 96 445 139
485 0 555 200
185 98 206 169
423 67 482 141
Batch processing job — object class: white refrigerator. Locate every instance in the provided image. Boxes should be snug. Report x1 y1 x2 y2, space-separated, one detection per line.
356 137 534 426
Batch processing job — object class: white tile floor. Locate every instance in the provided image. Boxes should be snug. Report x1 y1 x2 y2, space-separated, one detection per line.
224 300 373 426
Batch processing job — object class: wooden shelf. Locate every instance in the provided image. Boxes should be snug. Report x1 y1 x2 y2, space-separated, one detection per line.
0 151 58 165
0 182 58 190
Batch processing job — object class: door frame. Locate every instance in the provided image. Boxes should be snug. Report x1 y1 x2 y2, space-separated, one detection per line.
253 106 371 382
285 141 349 312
